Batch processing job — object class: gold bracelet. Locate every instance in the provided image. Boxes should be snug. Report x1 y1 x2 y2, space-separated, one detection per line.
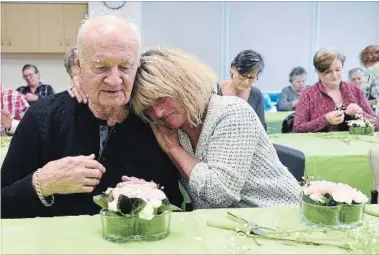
35 169 54 207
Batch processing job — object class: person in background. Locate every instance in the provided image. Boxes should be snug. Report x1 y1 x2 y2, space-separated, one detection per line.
347 67 379 110
0 84 30 136
64 47 79 79
348 67 366 88
277 67 307 111
360 45 379 115
293 48 379 133
219 50 267 131
16 64 55 104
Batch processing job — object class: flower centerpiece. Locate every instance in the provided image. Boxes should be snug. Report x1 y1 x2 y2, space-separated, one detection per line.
347 114 375 135
93 180 181 242
300 178 368 227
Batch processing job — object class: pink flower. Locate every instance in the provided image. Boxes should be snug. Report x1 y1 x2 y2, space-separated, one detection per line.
353 190 369 204
303 181 336 196
331 183 356 205
111 181 166 203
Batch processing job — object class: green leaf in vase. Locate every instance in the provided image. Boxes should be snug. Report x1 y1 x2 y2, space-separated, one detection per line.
117 195 147 216
158 198 182 213
93 193 110 209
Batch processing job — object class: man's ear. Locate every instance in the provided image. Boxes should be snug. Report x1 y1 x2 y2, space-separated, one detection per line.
75 57 81 69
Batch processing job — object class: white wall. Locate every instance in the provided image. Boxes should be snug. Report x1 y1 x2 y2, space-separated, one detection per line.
1 1 379 93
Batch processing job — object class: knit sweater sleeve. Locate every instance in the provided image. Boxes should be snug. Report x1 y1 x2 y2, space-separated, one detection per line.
292 89 328 132
189 103 259 208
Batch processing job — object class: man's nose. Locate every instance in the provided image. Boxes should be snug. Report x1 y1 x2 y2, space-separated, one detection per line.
104 67 122 85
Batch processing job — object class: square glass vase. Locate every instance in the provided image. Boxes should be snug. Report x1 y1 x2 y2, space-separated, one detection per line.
301 198 341 227
100 209 171 242
349 126 374 135
340 204 365 227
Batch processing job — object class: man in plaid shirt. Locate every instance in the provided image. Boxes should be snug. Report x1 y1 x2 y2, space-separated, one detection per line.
16 64 55 104
1 84 30 136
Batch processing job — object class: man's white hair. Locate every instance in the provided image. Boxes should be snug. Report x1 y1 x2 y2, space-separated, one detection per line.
76 12 141 61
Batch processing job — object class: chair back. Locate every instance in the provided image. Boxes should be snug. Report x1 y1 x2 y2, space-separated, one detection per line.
273 143 305 181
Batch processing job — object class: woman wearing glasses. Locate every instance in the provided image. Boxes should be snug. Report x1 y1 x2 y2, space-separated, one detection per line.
218 50 267 131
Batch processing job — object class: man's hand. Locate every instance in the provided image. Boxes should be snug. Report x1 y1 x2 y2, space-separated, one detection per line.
25 93 39 102
1 111 12 129
68 75 88 104
121 176 147 184
33 154 106 196
325 110 345 125
291 99 299 108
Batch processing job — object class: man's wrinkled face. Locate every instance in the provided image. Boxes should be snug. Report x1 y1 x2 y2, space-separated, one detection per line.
78 32 139 109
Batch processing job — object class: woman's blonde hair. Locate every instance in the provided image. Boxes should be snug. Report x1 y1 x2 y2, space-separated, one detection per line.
131 47 218 127
313 48 346 73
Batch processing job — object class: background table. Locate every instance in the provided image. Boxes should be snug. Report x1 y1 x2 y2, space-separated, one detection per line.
270 132 379 197
1 206 378 254
265 111 293 134
0 136 11 166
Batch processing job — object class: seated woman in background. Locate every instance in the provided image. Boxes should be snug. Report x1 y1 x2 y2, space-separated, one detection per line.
131 47 301 209
293 48 379 133
218 50 267 131
277 67 307 111
360 45 379 115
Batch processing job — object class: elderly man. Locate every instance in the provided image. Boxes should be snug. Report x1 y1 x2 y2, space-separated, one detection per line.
1 15 182 219
16 64 55 104
0 84 30 136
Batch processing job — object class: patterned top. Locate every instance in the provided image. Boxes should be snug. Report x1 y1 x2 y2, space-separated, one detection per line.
16 83 55 104
293 81 379 133
179 95 301 209
0 84 30 136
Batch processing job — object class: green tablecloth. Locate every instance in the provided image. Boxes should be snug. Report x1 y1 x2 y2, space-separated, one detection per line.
0 136 11 166
270 132 379 197
265 111 293 134
1 206 378 254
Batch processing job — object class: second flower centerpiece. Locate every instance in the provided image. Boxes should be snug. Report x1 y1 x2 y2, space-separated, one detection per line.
301 178 369 228
347 115 375 135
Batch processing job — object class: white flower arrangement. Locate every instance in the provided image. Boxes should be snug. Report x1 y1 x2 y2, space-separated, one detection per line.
94 181 181 220
302 179 369 205
347 114 374 128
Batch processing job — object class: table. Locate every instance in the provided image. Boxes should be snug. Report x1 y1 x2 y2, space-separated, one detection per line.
0 136 11 166
1 206 378 254
269 132 379 197
265 111 293 134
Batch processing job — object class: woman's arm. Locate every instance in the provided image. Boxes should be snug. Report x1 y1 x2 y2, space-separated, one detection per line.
169 104 259 208
292 91 329 133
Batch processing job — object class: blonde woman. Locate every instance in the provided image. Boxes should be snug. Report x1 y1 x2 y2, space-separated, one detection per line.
70 47 301 209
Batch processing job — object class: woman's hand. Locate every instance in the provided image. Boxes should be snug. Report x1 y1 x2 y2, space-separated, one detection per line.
345 103 363 116
325 110 345 125
68 75 88 104
150 124 181 154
